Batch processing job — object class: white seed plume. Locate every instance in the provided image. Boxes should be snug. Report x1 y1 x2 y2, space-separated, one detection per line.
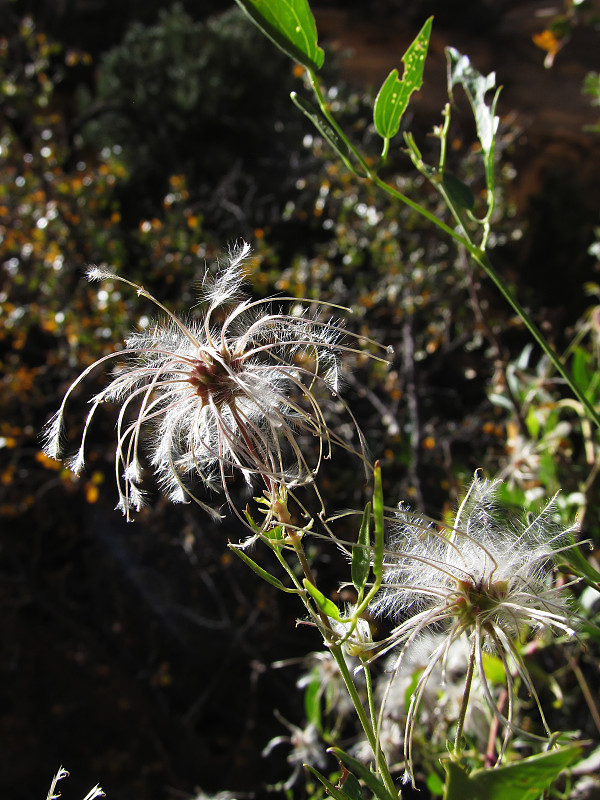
43 243 379 520
370 473 579 785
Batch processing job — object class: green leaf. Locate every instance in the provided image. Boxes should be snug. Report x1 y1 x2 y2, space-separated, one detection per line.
265 524 284 541
303 579 341 620
329 747 398 800
228 544 298 593
303 668 322 730
572 346 592 393
374 17 433 140
341 771 364 800
426 770 445 796
234 0 324 71
304 766 355 800
243 508 261 532
446 47 499 157
525 405 541 439
290 92 355 170
442 172 475 211
352 502 371 593
480 651 506 685
443 744 583 800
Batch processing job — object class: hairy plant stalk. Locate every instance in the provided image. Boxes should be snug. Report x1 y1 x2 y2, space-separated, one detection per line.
363 661 378 742
329 645 398 798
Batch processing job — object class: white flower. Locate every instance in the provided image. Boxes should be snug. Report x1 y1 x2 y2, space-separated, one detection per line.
370 473 578 785
43 242 377 520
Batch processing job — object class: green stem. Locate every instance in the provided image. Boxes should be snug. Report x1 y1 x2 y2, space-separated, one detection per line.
438 103 451 173
371 173 471 249
329 645 398 798
435 164 600 427
306 68 371 178
271 541 305 592
287 528 333 633
391 172 600 430
381 137 390 161
307 65 600 427
306 68 475 253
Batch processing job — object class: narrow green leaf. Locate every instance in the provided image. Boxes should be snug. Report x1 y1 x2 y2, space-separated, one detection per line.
290 91 354 168
303 669 322 730
352 502 371 593
373 17 433 140
372 463 385 581
304 766 355 800
303 578 341 620
442 172 475 211
446 47 499 157
329 747 398 800
234 0 324 71
228 544 298 593
572 346 592 392
243 508 261 532
264 524 284 541
443 744 583 800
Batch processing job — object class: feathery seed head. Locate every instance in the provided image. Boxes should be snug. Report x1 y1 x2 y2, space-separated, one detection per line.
370 473 579 784
372 474 575 635
43 243 377 520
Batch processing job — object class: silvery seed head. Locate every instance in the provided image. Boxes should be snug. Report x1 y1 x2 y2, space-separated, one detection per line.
42 243 375 520
370 473 579 785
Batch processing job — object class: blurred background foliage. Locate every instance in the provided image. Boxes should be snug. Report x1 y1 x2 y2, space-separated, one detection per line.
1 0 600 798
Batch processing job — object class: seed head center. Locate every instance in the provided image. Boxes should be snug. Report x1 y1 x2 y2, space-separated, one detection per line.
187 355 240 406
454 577 509 625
